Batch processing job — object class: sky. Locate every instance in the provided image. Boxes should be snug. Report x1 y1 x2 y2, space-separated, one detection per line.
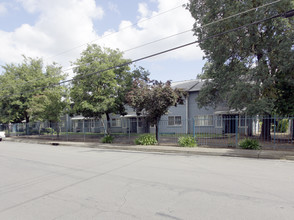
0 0 206 82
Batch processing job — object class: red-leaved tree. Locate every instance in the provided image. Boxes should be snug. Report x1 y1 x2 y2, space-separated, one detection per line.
126 80 186 141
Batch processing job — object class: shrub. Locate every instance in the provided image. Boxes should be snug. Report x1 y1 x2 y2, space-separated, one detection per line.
40 127 55 135
239 138 261 150
178 136 197 147
30 129 39 135
101 135 114 143
135 134 157 145
277 119 289 133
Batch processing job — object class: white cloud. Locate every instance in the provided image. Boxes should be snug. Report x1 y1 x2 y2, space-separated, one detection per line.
0 3 7 16
0 0 202 79
99 0 202 62
108 2 120 15
0 0 104 69
138 3 150 18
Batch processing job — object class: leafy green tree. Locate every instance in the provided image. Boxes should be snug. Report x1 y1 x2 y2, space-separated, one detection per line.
28 87 69 136
126 80 186 141
70 44 148 134
187 0 294 139
0 57 66 134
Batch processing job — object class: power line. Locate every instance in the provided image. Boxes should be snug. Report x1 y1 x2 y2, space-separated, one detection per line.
44 0 281 62
60 0 282 71
195 0 281 29
44 4 184 61
60 29 193 73
0 0 284 91
1 9 291 99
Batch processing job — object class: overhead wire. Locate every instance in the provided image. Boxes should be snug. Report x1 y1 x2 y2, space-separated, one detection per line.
0 0 284 94
44 4 184 61
1 7 291 99
61 0 282 72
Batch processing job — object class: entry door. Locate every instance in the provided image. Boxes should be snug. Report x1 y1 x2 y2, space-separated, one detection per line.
224 115 236 133
130 118 137 133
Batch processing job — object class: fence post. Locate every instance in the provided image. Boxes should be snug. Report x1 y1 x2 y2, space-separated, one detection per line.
193 118 195 140
274 115 276 147
51 123 53 140
235 115 238 148
157 121 160 144
66 117 68 142
83 119 85 142
128 118 131 144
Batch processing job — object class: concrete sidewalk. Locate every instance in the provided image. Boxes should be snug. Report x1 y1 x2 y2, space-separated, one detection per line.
4 137 294 161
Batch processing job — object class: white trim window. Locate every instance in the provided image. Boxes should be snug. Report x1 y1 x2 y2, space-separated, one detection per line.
111 118 121 127
121 118 127 128
215 115 222 128
168 116 182 126
195 115 213 126
239 115 247 128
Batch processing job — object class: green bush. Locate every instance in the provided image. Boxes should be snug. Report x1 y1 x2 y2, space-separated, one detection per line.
40 127 55 135
178 136 197 147
101 135 114 143
277 119 289 133
239 138 261 150
135 134 157 145
30 129 39 135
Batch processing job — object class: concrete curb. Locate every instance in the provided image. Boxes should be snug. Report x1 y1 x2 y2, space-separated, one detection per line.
4 137 294 161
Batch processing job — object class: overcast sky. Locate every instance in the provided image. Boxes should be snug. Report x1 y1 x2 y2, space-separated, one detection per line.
0 0 205 82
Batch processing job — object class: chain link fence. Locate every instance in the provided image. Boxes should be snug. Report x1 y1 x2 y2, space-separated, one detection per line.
1 116 293 150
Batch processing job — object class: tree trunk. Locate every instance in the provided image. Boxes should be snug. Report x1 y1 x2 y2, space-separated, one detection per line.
56 122 60 138
155 124 159 142
260 115 271 141
6 123 11 137
155 119 160 143
106 113 111 135
291 119 294 140
25 116 30 135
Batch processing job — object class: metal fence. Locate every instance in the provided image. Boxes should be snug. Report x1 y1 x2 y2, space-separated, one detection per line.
1 116 294 150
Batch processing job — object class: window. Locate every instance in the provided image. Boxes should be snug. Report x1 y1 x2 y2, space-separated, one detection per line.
239 115 247 127
138 118 143 128
215 115 222 128
168 116 182 126
90 119 100 128
195 115 213 126
122 118 127 128
111 118 121 127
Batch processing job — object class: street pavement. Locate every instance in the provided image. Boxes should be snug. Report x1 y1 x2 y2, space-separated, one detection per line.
0 141 294 220
4 136 294 161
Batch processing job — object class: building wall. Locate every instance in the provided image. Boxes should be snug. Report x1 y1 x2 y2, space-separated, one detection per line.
159 99 187 134
188 91 223 134
158 91 224 134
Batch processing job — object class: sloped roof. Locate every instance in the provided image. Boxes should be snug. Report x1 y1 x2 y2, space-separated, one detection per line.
171 79 205 92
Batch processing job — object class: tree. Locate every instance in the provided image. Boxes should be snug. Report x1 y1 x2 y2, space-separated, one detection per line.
27 87 69 136
70 44 148 134
0 57 66 134
126 80 186 141
187 0 294 139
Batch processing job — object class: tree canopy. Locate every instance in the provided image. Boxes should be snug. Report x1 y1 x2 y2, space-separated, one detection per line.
0 56 67 124
187 0 294 116
70 44 149 133
126 79 186 141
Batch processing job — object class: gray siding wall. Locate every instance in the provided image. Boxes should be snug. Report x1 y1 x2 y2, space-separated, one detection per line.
188 91 223 134
159 99 187 134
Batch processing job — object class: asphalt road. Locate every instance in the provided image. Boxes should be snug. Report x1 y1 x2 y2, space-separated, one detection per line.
0 142 294 220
